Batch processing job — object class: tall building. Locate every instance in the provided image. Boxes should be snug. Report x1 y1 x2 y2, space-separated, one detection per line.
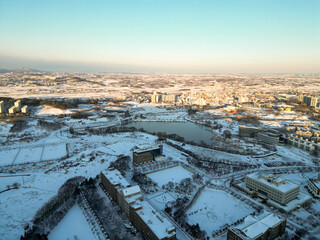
0 101 4 113
14 100 21 112
21 105 28 113
245 172 299 205
310 97 318 108
8 106 17 114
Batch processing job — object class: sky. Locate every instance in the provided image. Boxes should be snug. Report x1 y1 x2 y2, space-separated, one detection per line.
0 0 319 73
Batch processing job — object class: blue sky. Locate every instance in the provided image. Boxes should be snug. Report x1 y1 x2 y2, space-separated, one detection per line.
0 0 319 73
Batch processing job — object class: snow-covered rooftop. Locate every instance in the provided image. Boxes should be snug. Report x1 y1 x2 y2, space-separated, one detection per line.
238 213 284 239
133 200 175 239
134 144 161 154
122 185 141 197
101 168 130 187
247 172 299 193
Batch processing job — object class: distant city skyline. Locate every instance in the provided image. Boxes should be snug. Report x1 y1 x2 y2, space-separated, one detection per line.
0 0 319 73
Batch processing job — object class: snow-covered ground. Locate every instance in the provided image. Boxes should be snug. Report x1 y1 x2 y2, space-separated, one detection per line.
49 204 95 240
0 175 24 192
14 147 43 164
187 188 254 237
147 165 194 187
42 144 67 161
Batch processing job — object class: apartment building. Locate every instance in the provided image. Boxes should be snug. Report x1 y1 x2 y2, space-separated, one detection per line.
130 200 176 240
307 173 320 198
118 185 143 216
14 100 21 112
245 173 299 205
100 168 131 201
21 105 28 113
8 106 17 114
257 132 279 145
227 213 286 240
100 168 176 240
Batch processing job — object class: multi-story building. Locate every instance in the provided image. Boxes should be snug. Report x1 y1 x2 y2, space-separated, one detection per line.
151 94 162 103
162 94 179 103
239 126 259 138
307 173 320 198
227 213 286 240
133 145 163 164
14 100 21 112
0 101 4 113
239 126 279 145
245 173 299 205
100 168 131 201
118 185 143 216
101 168 176 240
130 200 176 240
8 106 17 114
21 105 28 113
257 131 279 145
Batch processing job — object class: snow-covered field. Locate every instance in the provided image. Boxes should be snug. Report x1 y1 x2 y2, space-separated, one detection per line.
147 165 194 186
0 175 24 192
14 147 43 164
42 144 67 161
49 204 95 240
187 188 254 236
0 149 19 166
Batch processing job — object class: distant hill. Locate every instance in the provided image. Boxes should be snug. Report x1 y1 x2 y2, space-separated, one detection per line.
0 67 45 73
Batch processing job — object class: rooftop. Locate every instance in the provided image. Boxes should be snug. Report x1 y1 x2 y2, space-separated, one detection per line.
134 144 161 154
133 200 175 239
247 172 299 193
101 168 130 188
237 213 284 239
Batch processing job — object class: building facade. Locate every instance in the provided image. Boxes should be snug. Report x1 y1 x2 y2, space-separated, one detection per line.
133 145 163 164
307 173 320 198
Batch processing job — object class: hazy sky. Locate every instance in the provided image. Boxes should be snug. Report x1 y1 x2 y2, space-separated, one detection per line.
0 0 319 73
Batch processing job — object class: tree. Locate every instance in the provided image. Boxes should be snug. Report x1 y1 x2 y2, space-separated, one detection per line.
223 130 232 139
